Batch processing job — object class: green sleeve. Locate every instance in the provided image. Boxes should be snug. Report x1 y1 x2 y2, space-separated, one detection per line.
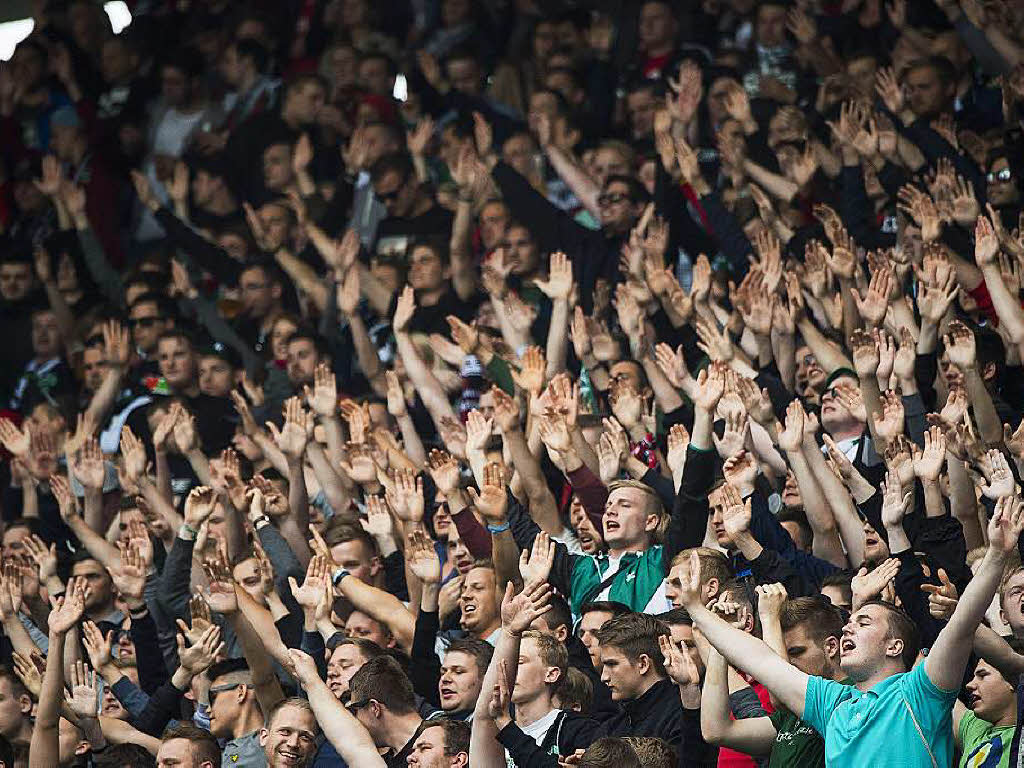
486 356 516 395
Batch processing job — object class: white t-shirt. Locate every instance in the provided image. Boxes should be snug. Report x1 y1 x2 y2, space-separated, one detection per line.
505 709 561 767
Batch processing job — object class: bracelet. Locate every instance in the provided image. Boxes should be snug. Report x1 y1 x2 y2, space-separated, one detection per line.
252 515 271 530
332 567 350 586
486 521 510 534
180 523 198 538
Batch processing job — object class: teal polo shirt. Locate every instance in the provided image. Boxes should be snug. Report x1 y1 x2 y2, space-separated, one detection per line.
803 662 959 767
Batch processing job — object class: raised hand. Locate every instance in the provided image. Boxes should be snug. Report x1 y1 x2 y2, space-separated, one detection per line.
171 404 198 454
988 495 1024 554
305 363 338 417
110 542 148 603
0 418 30 457
852 557 901 609
755 582 788 621
519 531 555 586
880 469 913 529
500 579 553 636
201 549 238 615
388 467 425 523
65 661 100 718
406 529 441 585
184 486 217 530
511 346 546 394
176 624 224 675
487 659 513 729
777 400 805 452
920 568 958 621
268 397 311 460
427 450 461 498
49 580 87 635
71 437 106 491
289 555 331 610
467 462 508 524
534 251 573 300
720 483 752 541
979 450 1015 499
361 495 394 542
659 633 701 687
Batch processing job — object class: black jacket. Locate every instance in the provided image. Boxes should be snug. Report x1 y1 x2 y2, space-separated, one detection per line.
598 678 717 768
497 711 604 767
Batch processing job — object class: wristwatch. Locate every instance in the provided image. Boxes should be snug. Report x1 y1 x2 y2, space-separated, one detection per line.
331 568 350 586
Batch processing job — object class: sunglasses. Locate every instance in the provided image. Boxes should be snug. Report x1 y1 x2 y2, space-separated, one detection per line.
128 316 160 328
987 167 1013 183
597 192 630 207
209 682 253 703
347 698 372 712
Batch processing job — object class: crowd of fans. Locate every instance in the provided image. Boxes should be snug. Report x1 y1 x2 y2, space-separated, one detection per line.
2 0 1024 766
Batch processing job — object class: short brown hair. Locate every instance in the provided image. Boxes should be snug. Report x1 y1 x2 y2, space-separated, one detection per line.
415 719 471 757
595 613 669 677
671 547 733 591
621 737 675 768
444 637 494 677
323 519 379 557
265 697 316 729
780 597 845 643
522 630 568 683
161 723 221 766
858 600 920 671
349 656 416 714
555 666 593 713
579 737 642 768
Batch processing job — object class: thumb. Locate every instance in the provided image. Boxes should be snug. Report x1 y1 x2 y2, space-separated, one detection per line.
467 487 480 506
938 568 951 586
857 567 868 578
288 577 299 593
175 619 189 634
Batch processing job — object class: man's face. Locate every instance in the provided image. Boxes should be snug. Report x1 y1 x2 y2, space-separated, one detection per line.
598 181 639 234
987 157 1019 207
406 724 454 768
0 263 33 302
129 300 170 353
71 559 113 610
259 703 318 768
101 39 134 85
373 170 415 218
199 356 235 397
570 498 603 554
756 4 787 47
157 737 207 768
638 2 674 50
602 487 655 549
31 311 61 359
502 134 536 178
408 245 447 293
709 488 734 548
358 58 392 96
161 66 190 108
784 622 836 677
966 659 1015 725
446 57 481 95
511 636 558 704
479 202 509 251
286 82 326 125
819 375 861 431
232 558 265 604
158 337 197 390
501 225 538 276
459 567 498 635
579 610 613 667
906 65 951 119
240 266 279 318
345 610 391 647
668 622 704 680
1001 570 1024 633
326 644 367 700
2 527 30 561
599 646 647 700
626 89 656 139
263 144 295 191
191 170 217 208
846 55 878 101
0 677 30 739
329 539 377 583
208 676 247 738
82 345 106 392
439 650 483 711
862 521 890 565
286 338 320 386
591 148 629 188
839 604 898 680
259 203 291 252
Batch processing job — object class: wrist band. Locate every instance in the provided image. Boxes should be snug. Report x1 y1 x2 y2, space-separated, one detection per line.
180 523 197 537
486 522 510 534
332 567 350 586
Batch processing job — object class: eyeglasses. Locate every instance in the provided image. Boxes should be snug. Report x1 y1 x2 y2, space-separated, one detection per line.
128 316 160 329
376 187 403 203
347 698 372 712
597 192 629 207
987 167 1013 183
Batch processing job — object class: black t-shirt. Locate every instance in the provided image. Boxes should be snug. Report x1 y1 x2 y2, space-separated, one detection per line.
385 731 419 768
373 205 454 262
386 287 481 338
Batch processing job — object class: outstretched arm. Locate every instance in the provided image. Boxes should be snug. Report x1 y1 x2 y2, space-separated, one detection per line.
925 497 1024 691
289 650 386 767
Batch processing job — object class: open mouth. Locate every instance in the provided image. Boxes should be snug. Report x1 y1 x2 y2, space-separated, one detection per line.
277 748 303 765
840 639 855 654
605 521 620 534
440 686 457 702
